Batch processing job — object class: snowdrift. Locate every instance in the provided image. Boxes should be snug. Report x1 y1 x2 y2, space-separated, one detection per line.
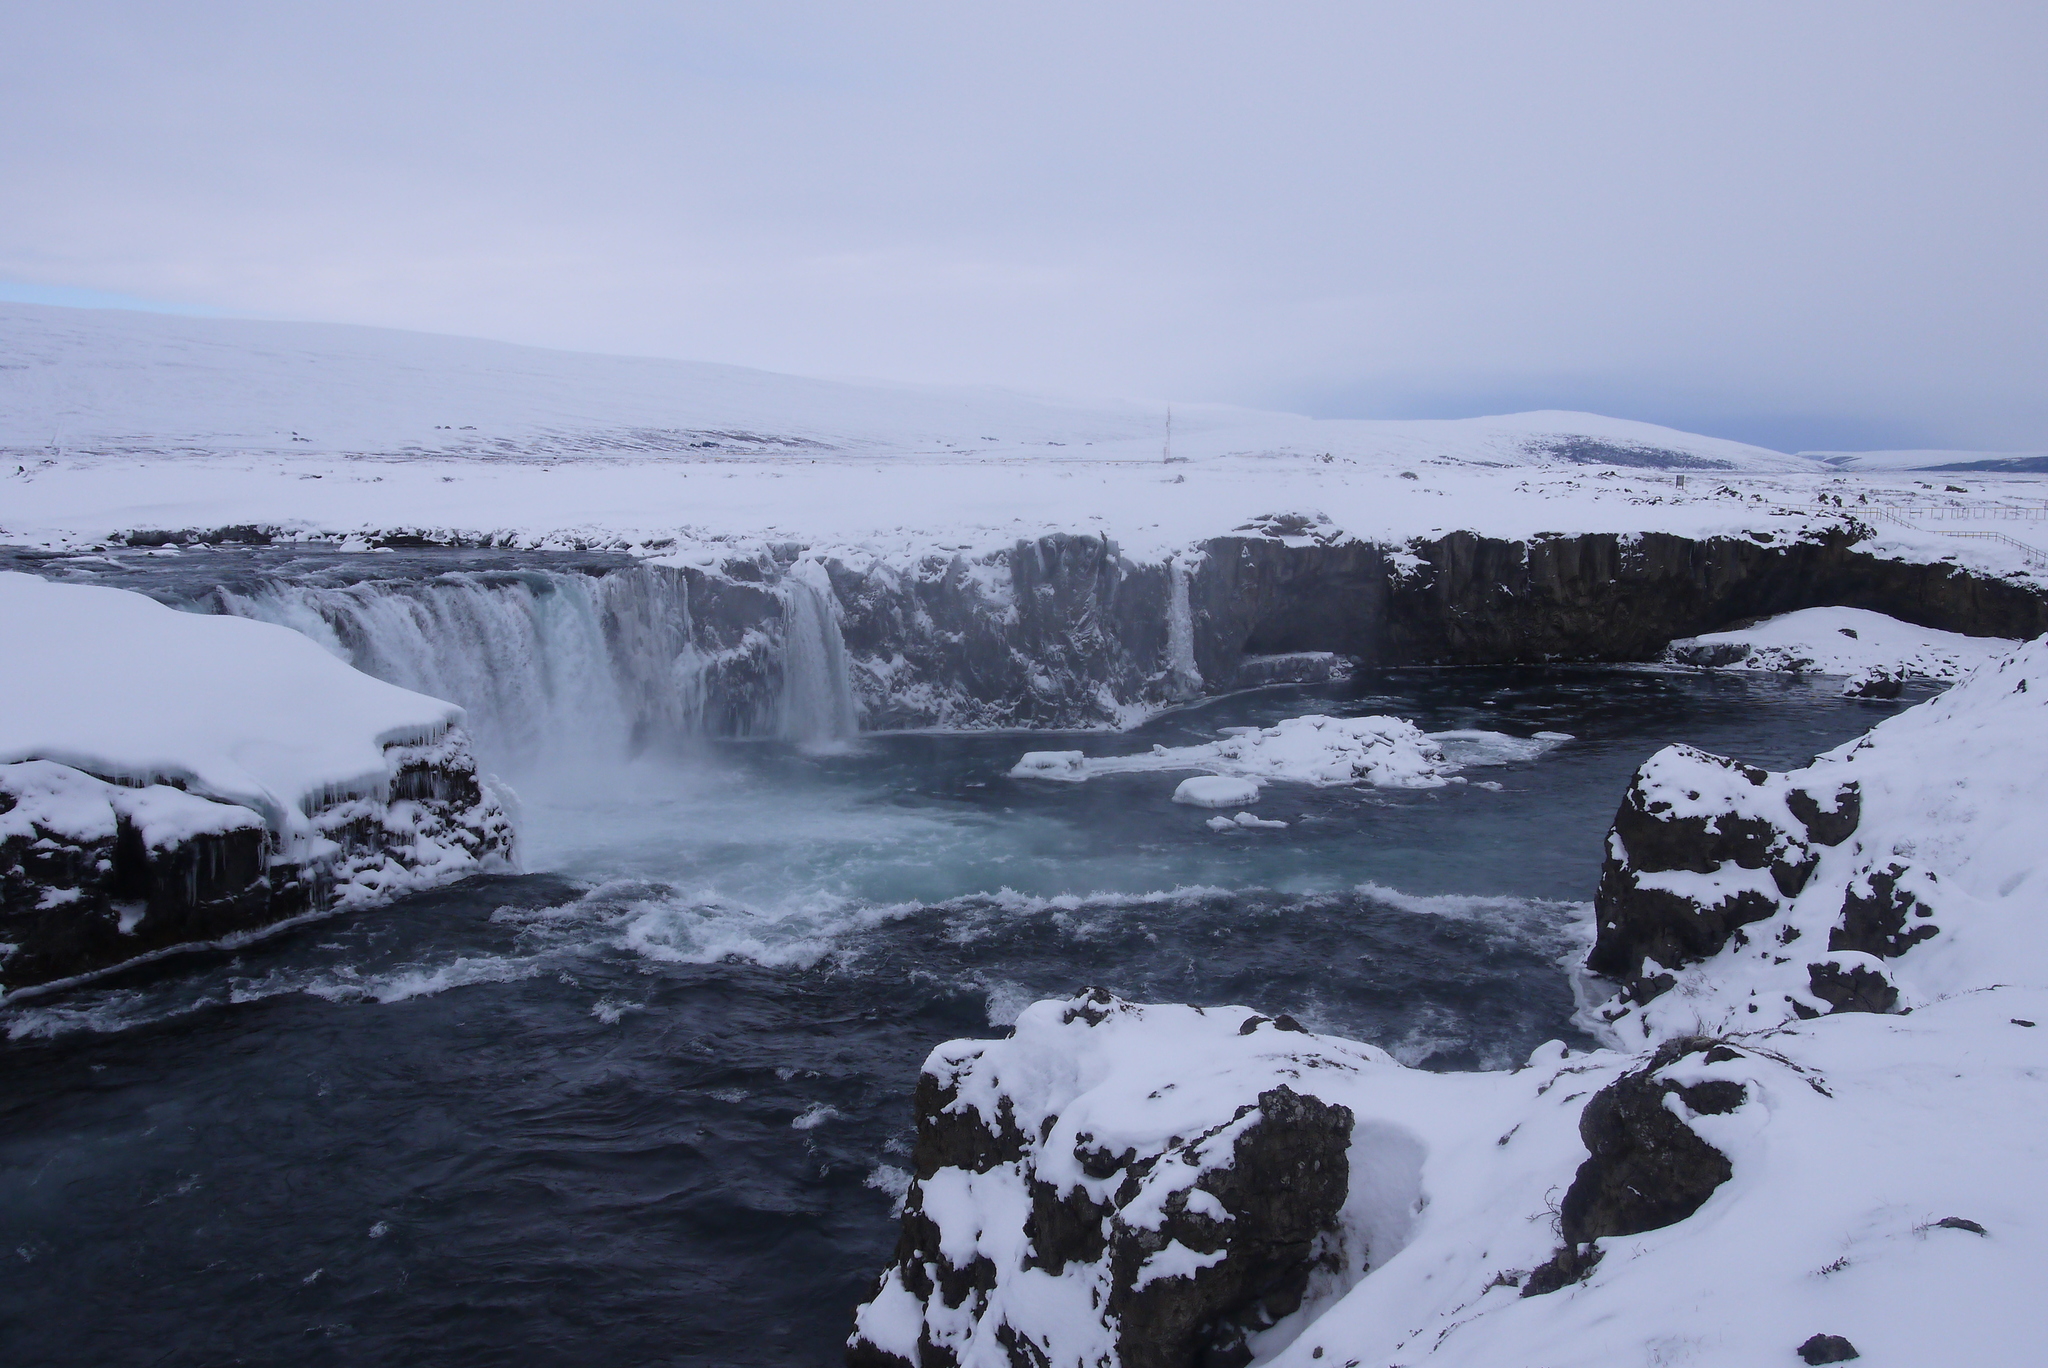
1667 605 2015 685
1 573 513 991
852 638 2048 1368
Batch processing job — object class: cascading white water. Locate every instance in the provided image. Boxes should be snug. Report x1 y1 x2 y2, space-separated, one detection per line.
215 560 860 771
777 560 861 746
218 570 689 771
1165 553 1204 697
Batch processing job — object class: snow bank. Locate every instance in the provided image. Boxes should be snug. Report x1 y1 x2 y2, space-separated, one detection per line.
1667 605 2016 681
852 985 2046 1368
0 571 462 832
1011 715 1569 792
0 573 515 992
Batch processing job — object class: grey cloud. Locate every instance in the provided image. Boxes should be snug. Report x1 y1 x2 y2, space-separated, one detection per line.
2 1 2044 448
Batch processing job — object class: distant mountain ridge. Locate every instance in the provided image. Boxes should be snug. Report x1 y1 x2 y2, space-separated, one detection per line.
2 301 1815 471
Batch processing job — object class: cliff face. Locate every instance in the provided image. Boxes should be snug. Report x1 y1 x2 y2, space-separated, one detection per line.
1376 528 2047 665
799 526 2045 730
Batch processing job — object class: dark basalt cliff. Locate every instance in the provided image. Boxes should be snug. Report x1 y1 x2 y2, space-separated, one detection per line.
1374 527 2047 665
672 523 2048 733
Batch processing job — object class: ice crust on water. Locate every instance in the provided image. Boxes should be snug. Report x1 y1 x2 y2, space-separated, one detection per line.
1012 714 1570 793
0 572 463 834
1667 605 2016 680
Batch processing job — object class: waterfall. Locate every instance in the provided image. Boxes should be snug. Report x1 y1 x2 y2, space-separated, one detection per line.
777 560 861 746
1165 554 1204 696
209 559 858 770
216 569 684 771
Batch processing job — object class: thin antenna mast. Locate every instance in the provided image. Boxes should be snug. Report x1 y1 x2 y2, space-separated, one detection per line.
1163 407 1172 463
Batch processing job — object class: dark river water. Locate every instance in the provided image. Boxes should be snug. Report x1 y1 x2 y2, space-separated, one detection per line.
0 587 1921 1366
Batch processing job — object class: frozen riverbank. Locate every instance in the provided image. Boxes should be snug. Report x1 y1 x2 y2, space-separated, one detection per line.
851 638 2048 1368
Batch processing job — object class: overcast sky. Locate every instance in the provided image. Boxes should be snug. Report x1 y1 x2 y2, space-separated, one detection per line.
4 2 2044 451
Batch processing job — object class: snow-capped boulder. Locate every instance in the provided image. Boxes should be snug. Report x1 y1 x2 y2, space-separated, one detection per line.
0 573 514 991
848 992 1383 1368
1523 1036 1753 1296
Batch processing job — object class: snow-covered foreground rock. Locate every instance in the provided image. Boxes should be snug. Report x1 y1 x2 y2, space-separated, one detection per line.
1667 605 2017 691
1010 717 1568 794
0 573 513 991
851 639 2048 1368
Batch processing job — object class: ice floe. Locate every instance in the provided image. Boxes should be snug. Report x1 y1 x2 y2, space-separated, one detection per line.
1012 714 1571 794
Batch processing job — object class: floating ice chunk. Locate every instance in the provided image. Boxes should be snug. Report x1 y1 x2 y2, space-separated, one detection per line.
1200 811 1287 832
1009 750 1089 781
1173 776 1262 808
1016 714 1465 790
1428 729 1571 767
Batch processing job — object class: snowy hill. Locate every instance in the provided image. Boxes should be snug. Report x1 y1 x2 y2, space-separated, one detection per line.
0 302 1810 471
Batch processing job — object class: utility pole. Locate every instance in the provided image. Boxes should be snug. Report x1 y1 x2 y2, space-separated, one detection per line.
1163 407 1172 463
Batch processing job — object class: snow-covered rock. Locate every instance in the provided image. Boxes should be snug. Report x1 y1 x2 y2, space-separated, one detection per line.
1594 631 2048 1041
1666 605 2015 681
853 638 2048 1368
1011 715 1560 792
0 572 514 991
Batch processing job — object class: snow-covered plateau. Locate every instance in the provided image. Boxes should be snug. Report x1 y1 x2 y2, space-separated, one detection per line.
850 637 2048 1368
0 572 513 992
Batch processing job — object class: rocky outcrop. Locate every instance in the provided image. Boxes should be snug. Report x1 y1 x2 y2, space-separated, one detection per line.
849 992 1363 1368
1525 1038 1751 1295
1587 739 1913 1022
0 731 512 993
1588 746 1851 1002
